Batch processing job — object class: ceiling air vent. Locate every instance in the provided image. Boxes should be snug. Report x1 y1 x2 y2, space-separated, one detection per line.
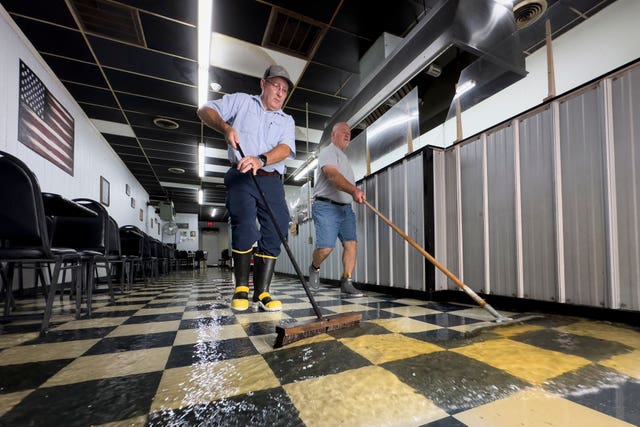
513 0 548 30
263 8 324 58
71 0 144 46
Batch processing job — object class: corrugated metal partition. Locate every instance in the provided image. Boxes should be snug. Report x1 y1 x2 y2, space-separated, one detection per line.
611 66 640 311
559 84 608 307
486 124 518 297
518 107 558 302
438 62 640 313
460 139 485 292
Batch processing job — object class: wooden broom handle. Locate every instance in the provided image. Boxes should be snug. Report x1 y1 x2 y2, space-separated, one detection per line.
364 200 489 308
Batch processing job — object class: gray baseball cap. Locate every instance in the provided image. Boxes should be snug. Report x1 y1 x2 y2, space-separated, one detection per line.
263 65 293 90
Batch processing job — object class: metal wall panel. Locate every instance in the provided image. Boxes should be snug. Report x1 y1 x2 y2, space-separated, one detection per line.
460 139 485 291
518 107 558 301
559 85 608 306
406 154 426 291
355 184 367 284
390 163 406 288
444 148 460 290
612 67 640 310
376 170 392 286
365 177 378 283
486 125 517 296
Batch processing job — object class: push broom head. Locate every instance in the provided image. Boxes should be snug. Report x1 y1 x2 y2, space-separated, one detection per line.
274 312 362 348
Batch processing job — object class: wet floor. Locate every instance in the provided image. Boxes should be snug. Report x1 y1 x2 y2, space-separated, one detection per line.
0 268 638 426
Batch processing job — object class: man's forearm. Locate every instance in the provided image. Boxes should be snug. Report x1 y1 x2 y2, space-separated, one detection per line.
197 106 229 135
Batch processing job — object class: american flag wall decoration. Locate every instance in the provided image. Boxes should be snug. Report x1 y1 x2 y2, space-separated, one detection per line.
18 60 75 175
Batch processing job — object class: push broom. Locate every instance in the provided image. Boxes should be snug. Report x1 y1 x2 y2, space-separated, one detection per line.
364 201 514 323
236 147 361 348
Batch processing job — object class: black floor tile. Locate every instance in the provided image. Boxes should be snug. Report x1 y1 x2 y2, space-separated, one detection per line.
0 359 72 393
411 313 482 327
263 340 371 384
0 372 162 426
123 313 183 324
24 326 117 344
511 329 633 361
166 337 259 368
84 331 177 355
146 387 302 427
567 379 640 426
383 351 531 414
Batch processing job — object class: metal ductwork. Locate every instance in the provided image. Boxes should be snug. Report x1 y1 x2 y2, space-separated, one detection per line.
320 0 526 145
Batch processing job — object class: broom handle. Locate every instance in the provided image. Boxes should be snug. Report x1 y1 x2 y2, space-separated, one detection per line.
236 146 324 320
364 200 503 318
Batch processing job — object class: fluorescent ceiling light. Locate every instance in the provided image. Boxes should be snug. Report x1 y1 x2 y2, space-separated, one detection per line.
294 158 318 181
159 181 200 190
198 143 205 177
198 189 203 204
198 0 212 107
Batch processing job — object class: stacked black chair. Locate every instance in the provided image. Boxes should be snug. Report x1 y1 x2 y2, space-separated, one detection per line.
0 151 80 334
119 225 146 285
106 216 126 290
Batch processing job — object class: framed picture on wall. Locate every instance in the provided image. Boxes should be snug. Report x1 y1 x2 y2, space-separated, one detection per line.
157 222 160 234
130 197 135 208
139 208 143 221
125 183 131 196
190 231 196 237
100 176 110 206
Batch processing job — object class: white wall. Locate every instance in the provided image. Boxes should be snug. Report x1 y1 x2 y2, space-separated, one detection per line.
418 0 640 149
175 213 199 251
0 6 149 229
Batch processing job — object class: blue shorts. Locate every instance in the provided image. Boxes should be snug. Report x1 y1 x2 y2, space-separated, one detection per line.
312 200 357 248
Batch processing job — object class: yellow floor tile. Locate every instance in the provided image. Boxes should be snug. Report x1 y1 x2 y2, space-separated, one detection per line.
42 347 171 387
491 323 546 337
150 354 280 411
0 390 33 417
93 304 145 313
455 388 636 427
53 316 129 330
0 331 39 350
381 306 441 317
599 349 640 379
173 323 247 345
284 365 448 427
371 317 442 333
0 339 100 365
134 307 185 316
342 333 443 364
181 308 233 319
107 320 181 338
452 338 591 385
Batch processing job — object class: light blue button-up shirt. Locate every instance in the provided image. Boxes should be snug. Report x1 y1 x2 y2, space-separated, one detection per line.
204 93 295 174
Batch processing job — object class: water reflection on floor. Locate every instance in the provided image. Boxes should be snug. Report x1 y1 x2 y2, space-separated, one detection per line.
0 268 638 426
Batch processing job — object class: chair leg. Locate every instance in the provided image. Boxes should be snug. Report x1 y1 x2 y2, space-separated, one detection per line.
41 260 64 335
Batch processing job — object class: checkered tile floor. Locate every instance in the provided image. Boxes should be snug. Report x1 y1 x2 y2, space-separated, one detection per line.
1 268 639 426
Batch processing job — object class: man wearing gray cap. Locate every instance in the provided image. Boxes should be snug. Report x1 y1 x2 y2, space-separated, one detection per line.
197 65 296 312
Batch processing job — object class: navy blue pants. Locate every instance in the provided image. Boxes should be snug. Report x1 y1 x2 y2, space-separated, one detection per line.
224 168 289 256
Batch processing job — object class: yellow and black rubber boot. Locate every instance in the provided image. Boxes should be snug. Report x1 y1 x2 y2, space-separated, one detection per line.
230 249 253 311
252 253 282 312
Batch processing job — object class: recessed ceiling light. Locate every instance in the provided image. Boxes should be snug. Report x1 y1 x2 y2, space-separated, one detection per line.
153 117 179 130
210 82 222 92
168 167 185 174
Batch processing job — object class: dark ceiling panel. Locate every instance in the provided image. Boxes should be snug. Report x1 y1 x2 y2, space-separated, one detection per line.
64 81 119 107
288 88 346 116
0 0 75 27
117 93 198 122
139 12 197 60
77 103 126 123
312 27 365 73
211 0 270 45
126 112 201 135
88 35 197 85
300 62 352 96
267 0 340 23
105 68 197 106
116 0 197 25
134 127 199 145
43 54 107 88
333 0 425 39
11 16 93 62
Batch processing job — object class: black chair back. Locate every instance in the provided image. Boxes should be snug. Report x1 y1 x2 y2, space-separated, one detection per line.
0 151 51 256
50 198 108 252
107 216 121 257
119 225 145 257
